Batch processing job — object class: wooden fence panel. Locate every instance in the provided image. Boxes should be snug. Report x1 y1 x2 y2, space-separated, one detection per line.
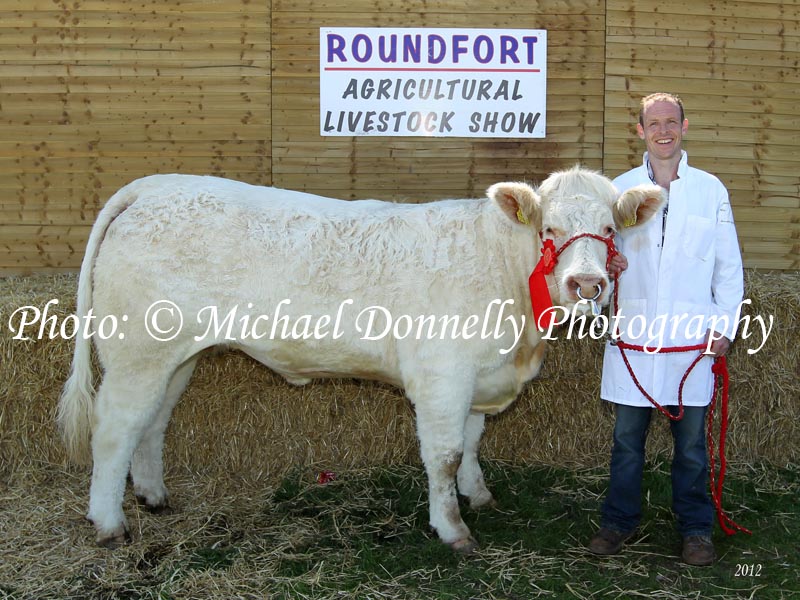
1 0 797 272
0 0 271 273
604 0 800 270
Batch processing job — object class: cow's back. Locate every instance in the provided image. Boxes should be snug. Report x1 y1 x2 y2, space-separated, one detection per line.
90 175 526 383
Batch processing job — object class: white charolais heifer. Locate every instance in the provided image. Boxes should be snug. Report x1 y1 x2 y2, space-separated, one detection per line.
59 167 663 552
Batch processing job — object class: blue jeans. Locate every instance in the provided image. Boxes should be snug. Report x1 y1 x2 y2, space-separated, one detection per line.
600 404 714 537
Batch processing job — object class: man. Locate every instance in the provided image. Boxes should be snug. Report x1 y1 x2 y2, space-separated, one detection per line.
588 93 744 566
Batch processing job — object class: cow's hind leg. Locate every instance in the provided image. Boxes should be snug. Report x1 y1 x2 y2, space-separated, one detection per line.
410 380 476 553
457 412 495 509
131 357 198 513
87 371 168 547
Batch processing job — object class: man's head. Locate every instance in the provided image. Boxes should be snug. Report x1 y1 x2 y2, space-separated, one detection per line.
636 92 688 162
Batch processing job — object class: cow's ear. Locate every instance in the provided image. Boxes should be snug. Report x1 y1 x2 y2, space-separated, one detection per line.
487 182 541 229
613 184 665 230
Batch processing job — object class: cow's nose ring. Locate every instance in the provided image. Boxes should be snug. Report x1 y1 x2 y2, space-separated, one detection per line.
576 285 602 302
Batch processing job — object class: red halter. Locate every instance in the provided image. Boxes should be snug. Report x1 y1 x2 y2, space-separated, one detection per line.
528 230 618 330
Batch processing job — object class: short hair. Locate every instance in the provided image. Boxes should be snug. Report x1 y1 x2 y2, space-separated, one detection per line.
638 93 685 126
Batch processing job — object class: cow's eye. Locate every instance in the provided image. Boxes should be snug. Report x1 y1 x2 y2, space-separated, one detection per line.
543 227 554 237
602 225 616 237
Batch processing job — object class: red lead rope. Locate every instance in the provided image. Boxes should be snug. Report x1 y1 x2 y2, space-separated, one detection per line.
610 271 751 536
529 231 750 535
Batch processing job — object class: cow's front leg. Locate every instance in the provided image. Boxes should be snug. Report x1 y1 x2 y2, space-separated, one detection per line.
411 383 476 553
457 412 495 509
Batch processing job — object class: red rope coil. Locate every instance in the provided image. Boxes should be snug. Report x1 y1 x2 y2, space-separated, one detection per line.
610 272 751 536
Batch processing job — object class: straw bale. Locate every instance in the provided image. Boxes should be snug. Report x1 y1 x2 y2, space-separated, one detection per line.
1 270 798 485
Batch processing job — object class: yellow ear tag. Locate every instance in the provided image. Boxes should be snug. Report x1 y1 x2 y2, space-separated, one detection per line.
623 213 637 228
516 207 530 225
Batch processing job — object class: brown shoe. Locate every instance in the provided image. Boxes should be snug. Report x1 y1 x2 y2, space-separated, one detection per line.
682 535 716 566
588 527 634 555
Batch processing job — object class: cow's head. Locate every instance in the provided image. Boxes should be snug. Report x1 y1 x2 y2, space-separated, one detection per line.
488 166 664 312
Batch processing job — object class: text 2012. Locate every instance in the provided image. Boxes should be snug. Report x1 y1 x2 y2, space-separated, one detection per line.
734 564 762 577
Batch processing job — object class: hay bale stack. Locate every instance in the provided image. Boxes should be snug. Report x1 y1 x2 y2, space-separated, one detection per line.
1 271 797 482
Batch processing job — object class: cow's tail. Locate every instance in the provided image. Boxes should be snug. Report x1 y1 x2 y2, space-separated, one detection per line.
57 180 143 463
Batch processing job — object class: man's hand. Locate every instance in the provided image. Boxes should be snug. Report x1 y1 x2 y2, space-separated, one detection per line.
705 330 731 357
608 252 628 277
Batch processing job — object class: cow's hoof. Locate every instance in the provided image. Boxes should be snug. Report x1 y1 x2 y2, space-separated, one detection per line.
96 526 131 549
450 536 479 554
136 494 172 515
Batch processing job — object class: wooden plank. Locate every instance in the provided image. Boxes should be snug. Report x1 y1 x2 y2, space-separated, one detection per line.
607 0 800 21
274 0 605 14
0 64 271 77
605 58 797 83
604 126 799 147
605 92 799 118
272 123 603 141
742 256 799 270
0 48 269 64
739 240 799 255
608 30 800 53
733 207 800 223
724 221 800 240
0 28 270 45
271 12 605 30
735 197 800 210
603 157 799 180
604 107 800 131
604 140 800 162
0 76 270 94
0 109 271 126
2 0 270 13
0 267 80 275
270 170 603 192
604 75 800 101
0 155 269 175
0 12 269 29
270 136 603 157
0 95 270 115
272 151 603 174
0 140 270 159
607 10 800 37
0 123 271 142
606 43 799 70
0 171 270 191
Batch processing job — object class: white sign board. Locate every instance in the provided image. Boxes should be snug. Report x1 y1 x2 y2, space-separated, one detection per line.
319 28 547 138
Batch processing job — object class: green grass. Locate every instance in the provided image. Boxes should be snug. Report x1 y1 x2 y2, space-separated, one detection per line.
236 460 797 599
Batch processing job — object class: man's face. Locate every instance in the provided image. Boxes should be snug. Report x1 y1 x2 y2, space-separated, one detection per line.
636 100 688 161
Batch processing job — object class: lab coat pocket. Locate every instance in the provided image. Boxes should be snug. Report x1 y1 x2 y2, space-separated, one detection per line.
682 215 714 261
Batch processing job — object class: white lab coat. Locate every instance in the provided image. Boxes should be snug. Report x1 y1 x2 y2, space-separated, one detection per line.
601 151 744 407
